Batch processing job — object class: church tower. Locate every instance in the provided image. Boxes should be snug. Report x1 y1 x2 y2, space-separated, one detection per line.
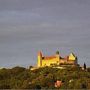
55 51 60 64
37 51 42 67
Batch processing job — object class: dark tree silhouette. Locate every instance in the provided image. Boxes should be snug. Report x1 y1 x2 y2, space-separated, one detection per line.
84 63 86 70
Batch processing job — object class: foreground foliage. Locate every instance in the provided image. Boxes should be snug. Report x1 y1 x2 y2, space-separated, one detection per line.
0 66 90 89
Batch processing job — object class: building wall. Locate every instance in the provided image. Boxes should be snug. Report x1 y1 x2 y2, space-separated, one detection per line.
42 58 59 66
67 60 76 64
69 53 76 60
59 59 67 64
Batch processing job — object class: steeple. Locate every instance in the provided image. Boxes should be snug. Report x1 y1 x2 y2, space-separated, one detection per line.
38 51 42 56
56 51 59 55
55 51 60 60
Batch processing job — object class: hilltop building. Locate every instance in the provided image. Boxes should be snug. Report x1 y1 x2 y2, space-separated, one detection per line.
37 51 78 67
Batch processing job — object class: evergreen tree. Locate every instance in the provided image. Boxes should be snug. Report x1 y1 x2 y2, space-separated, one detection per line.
84 63 86 70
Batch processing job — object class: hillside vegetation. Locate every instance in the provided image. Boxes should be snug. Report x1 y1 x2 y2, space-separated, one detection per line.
0 66 90 89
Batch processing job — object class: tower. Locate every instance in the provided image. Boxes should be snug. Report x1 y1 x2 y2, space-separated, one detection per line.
37 51 42 67
55 51 60 64
56 51 60 59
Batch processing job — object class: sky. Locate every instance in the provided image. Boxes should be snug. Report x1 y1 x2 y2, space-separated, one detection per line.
0 0 90 68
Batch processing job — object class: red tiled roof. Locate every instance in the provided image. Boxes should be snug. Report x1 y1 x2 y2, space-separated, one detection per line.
64 56 69 60
42 56 56 60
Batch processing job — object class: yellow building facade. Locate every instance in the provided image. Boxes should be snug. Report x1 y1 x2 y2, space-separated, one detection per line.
37 51 77 67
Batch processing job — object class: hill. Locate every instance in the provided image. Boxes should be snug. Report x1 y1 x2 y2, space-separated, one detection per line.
0 66 90 89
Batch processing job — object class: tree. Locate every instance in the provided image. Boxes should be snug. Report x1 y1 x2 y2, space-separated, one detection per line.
84 63 86 70
29 66 33 70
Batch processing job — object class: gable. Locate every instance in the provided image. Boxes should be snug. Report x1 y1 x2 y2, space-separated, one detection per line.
69 53 76 60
